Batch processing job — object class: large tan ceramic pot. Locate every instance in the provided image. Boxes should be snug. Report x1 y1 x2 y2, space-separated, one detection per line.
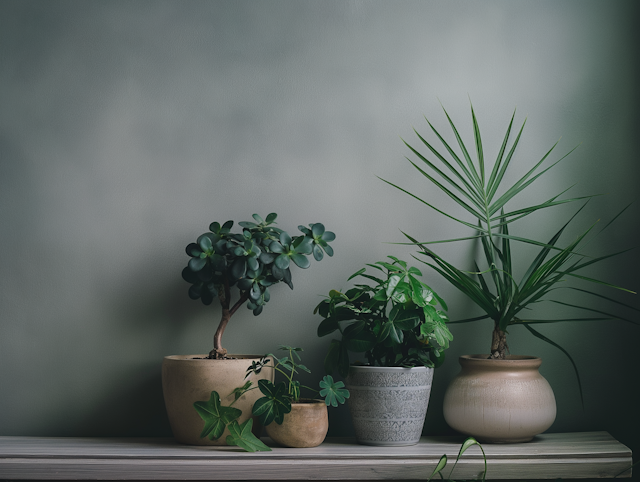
265 399 328 448
162 355 274 445
443 355 556 443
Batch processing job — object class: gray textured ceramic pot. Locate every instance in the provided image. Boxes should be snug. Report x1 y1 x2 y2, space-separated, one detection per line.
345 365 434 446
443 355 556 443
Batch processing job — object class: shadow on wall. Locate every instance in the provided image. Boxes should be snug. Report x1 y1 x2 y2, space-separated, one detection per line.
75 368 171 437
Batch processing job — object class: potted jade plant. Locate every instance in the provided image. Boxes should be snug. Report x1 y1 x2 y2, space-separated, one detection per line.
315 257 451 446
382 103 636 442
193 345 349 450
162 213 335 445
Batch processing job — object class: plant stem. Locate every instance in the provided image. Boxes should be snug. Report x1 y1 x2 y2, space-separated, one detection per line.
489 323 508 359
209 277 249 359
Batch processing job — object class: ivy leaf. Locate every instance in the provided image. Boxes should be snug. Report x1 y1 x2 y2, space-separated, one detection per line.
225 419 272 452
252 380 292 426
319 375 350 407
193 391 242 440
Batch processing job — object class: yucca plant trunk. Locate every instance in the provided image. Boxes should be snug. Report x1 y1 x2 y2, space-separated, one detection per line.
489 323 508 360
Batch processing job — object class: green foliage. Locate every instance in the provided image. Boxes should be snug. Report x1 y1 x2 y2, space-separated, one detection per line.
382 103 636 378
251 379 292 426
193 345 348 451
315 257 451 377
182 213 335 355
193 391 243 440
225 418 271 452
193 391 271 452
428 436 486 482
245 346 350 426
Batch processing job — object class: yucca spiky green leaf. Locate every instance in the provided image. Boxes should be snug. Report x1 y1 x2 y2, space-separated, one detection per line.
382 102 635 391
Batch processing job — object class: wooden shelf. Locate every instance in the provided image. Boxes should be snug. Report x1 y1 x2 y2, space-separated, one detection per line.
0 431 631 480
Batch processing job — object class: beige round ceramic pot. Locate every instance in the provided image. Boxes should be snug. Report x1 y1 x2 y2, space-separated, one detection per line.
443 355 556 443
265 399 328 448
162 355 273 445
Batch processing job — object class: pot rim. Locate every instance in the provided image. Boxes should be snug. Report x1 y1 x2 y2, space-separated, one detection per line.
163 354 264 361
291 398 327 405
348 364 431 372
459 354 542 367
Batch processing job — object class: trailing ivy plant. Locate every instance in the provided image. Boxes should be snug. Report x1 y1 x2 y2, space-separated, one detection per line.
182 213 335 358
315 257 451 377
193 391 271 452
382 103 637 402
194 345 349 452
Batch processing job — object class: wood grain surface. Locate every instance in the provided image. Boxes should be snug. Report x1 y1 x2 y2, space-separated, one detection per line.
0 431 632 480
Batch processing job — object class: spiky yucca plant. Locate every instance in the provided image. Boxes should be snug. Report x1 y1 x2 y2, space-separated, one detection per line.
383 104 636 398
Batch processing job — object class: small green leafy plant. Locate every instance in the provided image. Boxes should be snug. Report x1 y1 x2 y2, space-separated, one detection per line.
247 345 350 426
315 257 451 377
182 213 335 358
428 437 487 482
383 104 637 401
193 345 349 451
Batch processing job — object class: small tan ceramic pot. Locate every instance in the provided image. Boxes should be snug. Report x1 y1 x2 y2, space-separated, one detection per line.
162 355 273 445
265 399 329 448
443 355 556 443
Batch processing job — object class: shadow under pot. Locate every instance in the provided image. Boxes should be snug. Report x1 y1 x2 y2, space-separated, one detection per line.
443 355 556 443
345 365 434 446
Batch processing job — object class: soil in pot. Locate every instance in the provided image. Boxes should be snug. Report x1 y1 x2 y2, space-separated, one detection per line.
443 354 556 443
265 399 328 448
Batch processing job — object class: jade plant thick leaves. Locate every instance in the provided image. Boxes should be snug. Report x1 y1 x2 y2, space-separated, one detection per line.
315 257 451 377
182 213 335 358
383 103 637 402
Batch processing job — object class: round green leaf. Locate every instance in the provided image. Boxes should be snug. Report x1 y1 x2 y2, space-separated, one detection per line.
186 243 202 257
247 256 259 271
311 223 325 237
275 253 291 270
189 257 207 272
230 258 247 279
199 235 213 252
312 244 324 261
291 253 310 269
269 241 284 254
279 231 292 247
322 231 336 242
188 284 202 300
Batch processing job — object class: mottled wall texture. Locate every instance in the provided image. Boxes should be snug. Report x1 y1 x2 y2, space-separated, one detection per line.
1 0 639 474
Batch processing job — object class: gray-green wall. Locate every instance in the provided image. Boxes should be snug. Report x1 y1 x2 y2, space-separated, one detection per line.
1 0 638 478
